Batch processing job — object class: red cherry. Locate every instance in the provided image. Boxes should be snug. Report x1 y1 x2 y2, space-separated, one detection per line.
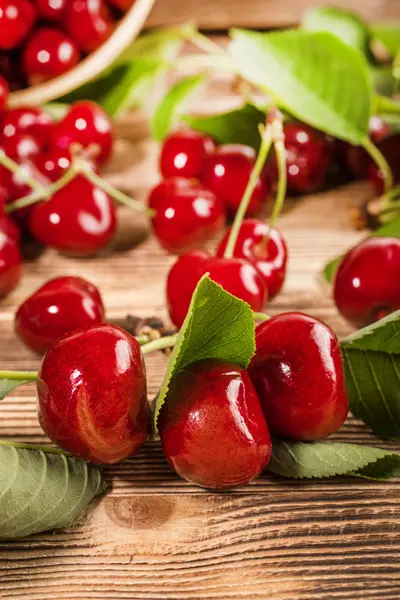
30 175 116 256
64 0 114 53
166 250 267 328
0 133 41 161
367 134 400 196
148 176 198 210
33 148 72 182
0 74 9 113
23 27 80 84
151 180 225 254
248 312 349 441
345 116 391 179
159 359 271 489
0 158 49 205
108 0 134 8
333 237 400 328
1 107 52 148
0 228 22 297
160 130 216 179
15 276 105 354
0 0 36 50
37 324 149 464
50 100 113 165
201 144 269 216
270 121 332 194
216 219 288 300
35 0 69 21
0 212 20 244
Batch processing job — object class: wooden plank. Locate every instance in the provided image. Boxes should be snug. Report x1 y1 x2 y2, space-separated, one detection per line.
0 95 399 599
146 0 400 30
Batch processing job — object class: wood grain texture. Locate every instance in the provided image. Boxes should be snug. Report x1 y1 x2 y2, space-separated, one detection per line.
147 0 400 29
0 96 399 599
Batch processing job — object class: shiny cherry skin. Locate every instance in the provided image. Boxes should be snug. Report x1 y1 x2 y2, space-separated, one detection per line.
151 181 225 254
0 75 8 114
159 359 271 489
37 324 149 464
33 148 72 182
274 121 332 194
334 237 400 328
0 0 36 49
108 0 134 8
367 134 400 196
64 0 114 53
35 0 69 21
0 132 41 161
50 100 113 165
0 212 20 244
345 116 391 179
15 276 106 354
160 129 216 179
166 250 268 328
148 176 198 210
1 106 52 148
216 219 288 300
30 175 116 256
23 28 80 84
201 144 269 216
248 313 349 441
0 228 22 298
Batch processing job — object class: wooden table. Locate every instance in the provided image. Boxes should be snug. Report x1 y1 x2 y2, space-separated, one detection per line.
0 106 399 600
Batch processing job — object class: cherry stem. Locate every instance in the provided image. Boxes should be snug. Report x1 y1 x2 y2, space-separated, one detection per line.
174 53 238 75
141 334 179 355
0 370 38 381
253 312 271 322
0 439 66 455
268 114 287 233
5 165 77 213
76 161 155 216
361 135 393 194
0 152 45 194
223 122 273 259
189 31 227 56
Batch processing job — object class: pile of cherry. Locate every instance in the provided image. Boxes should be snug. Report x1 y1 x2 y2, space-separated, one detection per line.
0 0 134 90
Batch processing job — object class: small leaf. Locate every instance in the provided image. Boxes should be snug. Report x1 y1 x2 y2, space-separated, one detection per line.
267 440 400 480
151 75 206 141
371 24 400 57
0 379 33 400
229 29 372 144
341 311 400 441
184 103 266 149
302 6 371 56
0 444 105 540
153 275 255 432
322 217 400 283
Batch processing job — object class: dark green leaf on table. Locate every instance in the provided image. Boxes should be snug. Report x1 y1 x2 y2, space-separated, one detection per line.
153 275 255 431
151 74 207 141
229 29 372 144
0 379 33 400
323 217 400 284
0 444 105 540
268 439 400 480
302 6 371 57
341 311 400 441
370 24 400 57
184 103 266 149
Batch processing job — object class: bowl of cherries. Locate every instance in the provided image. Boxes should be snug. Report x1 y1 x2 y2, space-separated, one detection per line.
0 0 156 107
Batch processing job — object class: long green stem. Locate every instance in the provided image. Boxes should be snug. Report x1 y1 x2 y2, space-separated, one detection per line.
223 124 273 259
190 32 227 56
0 370 38 380
0 153 45 193
141 334 179 355
0 439 66 454
269 136 287 233
362 135 393 194
253 312 271 322
78 163 154 216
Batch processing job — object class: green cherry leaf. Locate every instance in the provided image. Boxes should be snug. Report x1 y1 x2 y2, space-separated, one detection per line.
229 29 372 144
0 379 33 400
0 444 105 540
341 311 400 441
370 23 400 57
184 102 266 149
151 74 206 141
117 24 192 63
267 440 400 480
153 274 255 432
322 217 400 284
302 6 371 56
